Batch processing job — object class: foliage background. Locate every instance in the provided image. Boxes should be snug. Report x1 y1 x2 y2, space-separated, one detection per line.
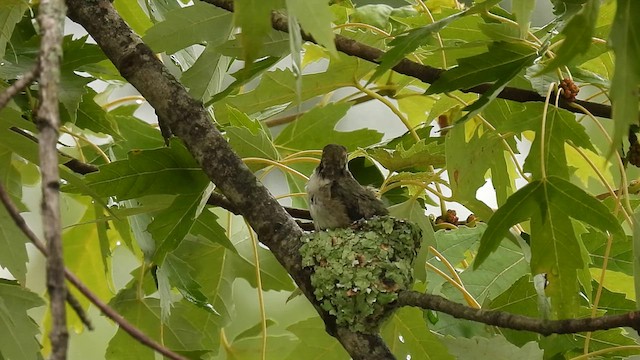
1 0 640 359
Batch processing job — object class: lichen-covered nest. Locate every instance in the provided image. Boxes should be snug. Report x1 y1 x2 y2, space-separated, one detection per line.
300 216 422 333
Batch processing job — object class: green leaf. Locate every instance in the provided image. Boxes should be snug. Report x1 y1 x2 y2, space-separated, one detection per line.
143 2 233 54
205 56 282 105
226 213 295 291
443 336 543 360
191 209 235 252
108 289 221 357
388 197 437 283
634 210 640 306
351 4 393 29
0 197 29 286
512 0 535 38
610 0 640 154
161 253 219 315
582 229 632 275
426 42 537 95
182 43 230 101
113 0 153 35
111 105 165 156
0 0 29 60
62 198 114 329
371 0 501 82
218 31 290 59
367 139 445 172
476 176 625 316
148 192 208 263
226 106 280 170
381 307 453 360
0 280 44 360
0 148 24 209
443 237 528 305
172 234 233 322
285 317 349 360
286 0 337 57
540 0 599 74
59 72 91 120
446 124 510 218
274 102 383 151
235 0 280 63
493 103 594 180
65 89 120 137
213 55 375 123
63 139 209 200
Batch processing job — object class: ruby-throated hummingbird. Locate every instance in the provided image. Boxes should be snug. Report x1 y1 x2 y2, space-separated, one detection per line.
306 144 388 230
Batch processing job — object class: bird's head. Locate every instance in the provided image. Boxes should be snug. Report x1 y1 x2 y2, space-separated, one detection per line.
317 144 349 178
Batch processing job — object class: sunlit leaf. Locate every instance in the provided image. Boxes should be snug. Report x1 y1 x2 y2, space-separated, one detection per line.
610 0 640 154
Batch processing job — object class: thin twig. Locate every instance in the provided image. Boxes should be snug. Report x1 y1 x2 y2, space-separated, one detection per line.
0 65 38 111
0 183 188 360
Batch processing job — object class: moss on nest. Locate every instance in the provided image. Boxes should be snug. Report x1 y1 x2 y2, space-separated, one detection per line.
300 216 422 333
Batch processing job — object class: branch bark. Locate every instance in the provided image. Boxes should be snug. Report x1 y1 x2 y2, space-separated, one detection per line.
204 0 613 119
64 0 392 358
37 0 68 358
398 291 640 336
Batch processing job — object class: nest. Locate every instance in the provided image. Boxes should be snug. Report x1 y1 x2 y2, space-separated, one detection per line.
300 216 422 333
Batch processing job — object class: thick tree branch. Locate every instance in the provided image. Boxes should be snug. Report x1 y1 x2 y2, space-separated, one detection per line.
64 1 393 358
204 0 613 119
37 0 68 358
398 291 640 336
0 183 187 360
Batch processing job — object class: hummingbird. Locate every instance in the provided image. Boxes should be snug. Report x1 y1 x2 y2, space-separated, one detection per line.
306 144 388 230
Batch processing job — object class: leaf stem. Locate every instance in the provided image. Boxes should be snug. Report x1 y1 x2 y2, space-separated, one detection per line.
540 83 557 179
245 220 268 360
352 80 420 142
242 157 309 180
333 22 392 38
425 262 481 308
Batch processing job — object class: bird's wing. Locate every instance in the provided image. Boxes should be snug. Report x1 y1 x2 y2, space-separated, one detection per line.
331 178 388 222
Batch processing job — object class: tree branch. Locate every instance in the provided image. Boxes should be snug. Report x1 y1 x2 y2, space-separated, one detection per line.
0 65 38 111
0 183 188 360
64 0 393 358
398 291 640 336
203 0 613 119
37 0 68 357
